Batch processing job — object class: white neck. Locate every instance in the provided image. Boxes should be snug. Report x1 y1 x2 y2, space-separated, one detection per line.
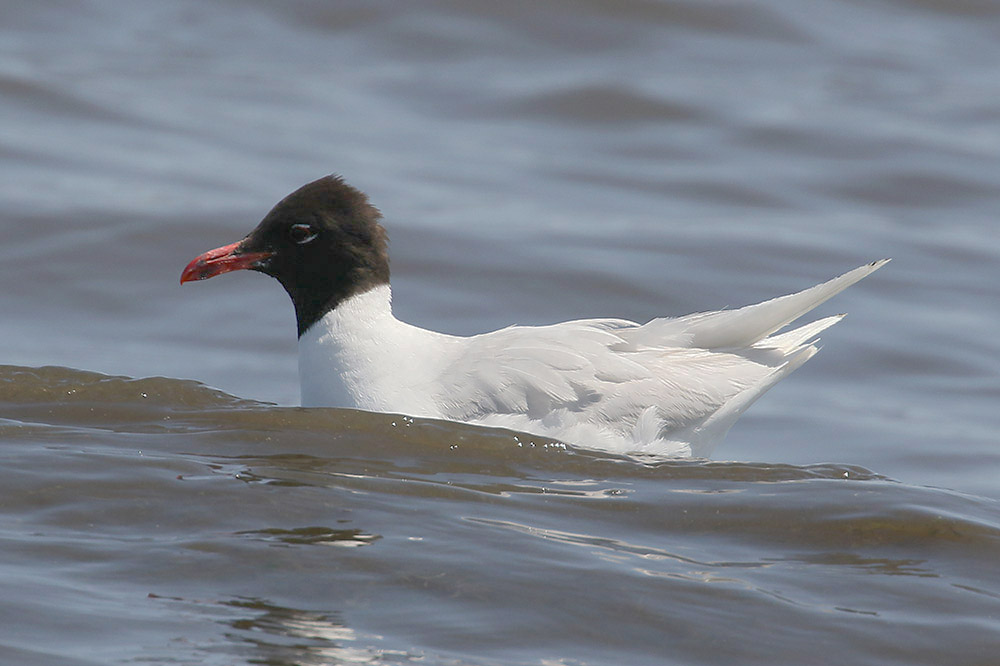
297 285 448 417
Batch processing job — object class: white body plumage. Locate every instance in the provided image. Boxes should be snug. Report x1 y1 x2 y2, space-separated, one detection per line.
299 261 887 457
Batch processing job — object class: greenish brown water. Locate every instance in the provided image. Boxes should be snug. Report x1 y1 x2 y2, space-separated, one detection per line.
2 365 999 665
3 0 1000 663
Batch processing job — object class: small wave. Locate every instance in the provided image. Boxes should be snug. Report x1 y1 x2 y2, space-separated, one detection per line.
0 364 889 483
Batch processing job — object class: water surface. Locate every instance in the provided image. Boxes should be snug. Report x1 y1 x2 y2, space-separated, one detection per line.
2 1 999 663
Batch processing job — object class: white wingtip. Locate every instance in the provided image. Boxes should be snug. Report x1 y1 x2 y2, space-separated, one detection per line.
674 259 890 350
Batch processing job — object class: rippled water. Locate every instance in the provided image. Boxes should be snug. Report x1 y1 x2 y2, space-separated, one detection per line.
4 365 1000 665
3 1 1000 664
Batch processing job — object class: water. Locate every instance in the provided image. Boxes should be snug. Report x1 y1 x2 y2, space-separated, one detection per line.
2 1 1000 663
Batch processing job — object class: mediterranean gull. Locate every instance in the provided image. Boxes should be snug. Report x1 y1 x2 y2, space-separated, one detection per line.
181 175 887 457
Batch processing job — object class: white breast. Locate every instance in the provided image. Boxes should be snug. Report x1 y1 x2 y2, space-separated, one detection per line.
297 285 455 418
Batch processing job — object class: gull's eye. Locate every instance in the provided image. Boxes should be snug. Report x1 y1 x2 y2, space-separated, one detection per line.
289 223 318 245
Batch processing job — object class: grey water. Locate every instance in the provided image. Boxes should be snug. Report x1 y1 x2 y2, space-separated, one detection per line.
2 1 1000 664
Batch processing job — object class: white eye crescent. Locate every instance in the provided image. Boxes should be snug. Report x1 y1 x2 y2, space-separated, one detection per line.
289 223 318 245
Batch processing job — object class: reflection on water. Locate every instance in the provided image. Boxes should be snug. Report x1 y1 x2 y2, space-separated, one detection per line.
150 594 419 665
237 526 381 547
223 598 386 665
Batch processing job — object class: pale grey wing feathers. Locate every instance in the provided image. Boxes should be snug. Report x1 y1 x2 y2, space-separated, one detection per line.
433 262 887 453
435 322 643 420
436 319 793 452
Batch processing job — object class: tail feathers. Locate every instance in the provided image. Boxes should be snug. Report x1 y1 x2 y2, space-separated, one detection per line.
645 260 888 350
660 308 869 458
756 314 844 352
681 344 820 458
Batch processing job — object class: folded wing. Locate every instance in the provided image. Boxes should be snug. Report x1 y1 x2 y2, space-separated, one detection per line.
434 261 888 456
